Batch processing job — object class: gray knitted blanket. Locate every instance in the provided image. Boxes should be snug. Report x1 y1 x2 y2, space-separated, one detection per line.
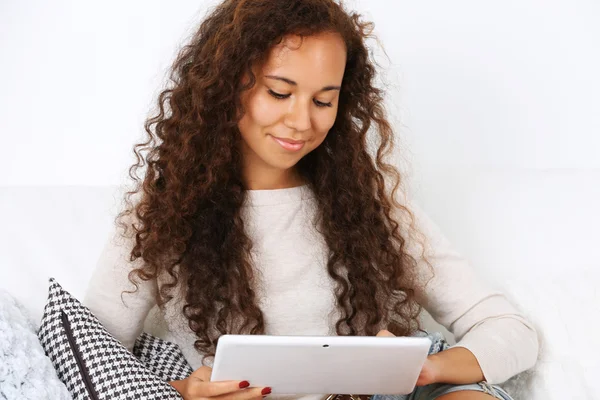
0 290 71 400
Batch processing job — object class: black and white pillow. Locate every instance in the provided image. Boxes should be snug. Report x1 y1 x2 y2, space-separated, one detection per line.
133 332 193 382
38 278 193 400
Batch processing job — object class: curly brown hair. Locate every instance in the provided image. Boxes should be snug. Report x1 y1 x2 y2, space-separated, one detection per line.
118 0 431 359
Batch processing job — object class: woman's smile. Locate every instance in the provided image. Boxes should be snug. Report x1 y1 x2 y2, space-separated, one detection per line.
269 134 306 152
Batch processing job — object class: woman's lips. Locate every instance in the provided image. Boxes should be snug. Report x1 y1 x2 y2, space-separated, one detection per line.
271 135 305 152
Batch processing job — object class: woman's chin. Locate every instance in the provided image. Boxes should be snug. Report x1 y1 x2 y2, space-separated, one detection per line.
264 155 304 171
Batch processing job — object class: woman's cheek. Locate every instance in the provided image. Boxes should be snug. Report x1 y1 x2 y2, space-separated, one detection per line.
314 114 336 138
252 94 287 127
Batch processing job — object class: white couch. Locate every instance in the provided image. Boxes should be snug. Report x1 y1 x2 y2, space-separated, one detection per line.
1 167 598 399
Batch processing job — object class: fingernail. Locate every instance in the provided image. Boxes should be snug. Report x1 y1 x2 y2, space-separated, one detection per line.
239 381 250 388
261 387 272 395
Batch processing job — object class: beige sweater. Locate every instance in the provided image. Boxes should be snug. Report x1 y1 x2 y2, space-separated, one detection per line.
84 185 538 395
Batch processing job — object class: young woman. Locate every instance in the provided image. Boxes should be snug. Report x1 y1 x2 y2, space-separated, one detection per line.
84 1 538 399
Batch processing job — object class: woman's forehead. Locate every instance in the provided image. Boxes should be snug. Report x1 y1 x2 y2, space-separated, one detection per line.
260 32 347 89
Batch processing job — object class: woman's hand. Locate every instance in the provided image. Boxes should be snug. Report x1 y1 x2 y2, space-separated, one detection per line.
169 366 271 400
375 330 441 387
414 356 441 386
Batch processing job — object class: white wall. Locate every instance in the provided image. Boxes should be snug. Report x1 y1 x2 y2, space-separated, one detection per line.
358 0 600 171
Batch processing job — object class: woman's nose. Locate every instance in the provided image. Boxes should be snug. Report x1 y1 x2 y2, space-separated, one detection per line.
284 99 311 132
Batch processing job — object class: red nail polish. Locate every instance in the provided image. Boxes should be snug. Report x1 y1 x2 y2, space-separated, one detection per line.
239 381 250 388
261 387 272 395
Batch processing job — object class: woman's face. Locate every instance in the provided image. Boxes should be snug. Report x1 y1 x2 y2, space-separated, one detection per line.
238 31 347 188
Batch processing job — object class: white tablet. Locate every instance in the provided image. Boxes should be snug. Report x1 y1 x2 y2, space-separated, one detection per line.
211 334 431 395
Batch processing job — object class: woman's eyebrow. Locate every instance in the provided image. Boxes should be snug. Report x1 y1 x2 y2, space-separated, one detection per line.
264 75 341 92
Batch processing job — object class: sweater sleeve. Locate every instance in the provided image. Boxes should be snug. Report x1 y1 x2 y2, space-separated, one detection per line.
83 222 158 351
403 202 539 384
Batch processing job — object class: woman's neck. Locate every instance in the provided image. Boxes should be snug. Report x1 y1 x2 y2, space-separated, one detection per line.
241 150 306 190
244 168 306 190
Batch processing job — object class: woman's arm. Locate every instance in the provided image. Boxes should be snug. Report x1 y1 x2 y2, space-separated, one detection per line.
83 222 158 351
420 346 483 385
401 202 539 385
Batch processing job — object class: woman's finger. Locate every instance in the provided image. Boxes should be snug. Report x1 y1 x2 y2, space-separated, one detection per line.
212 385 271 400
190 379 255 398
186 366 271 399
187 366 252 398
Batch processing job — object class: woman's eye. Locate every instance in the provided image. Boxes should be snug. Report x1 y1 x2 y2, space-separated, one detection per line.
268 89 332 108
268 90 290 100
314 100 333 108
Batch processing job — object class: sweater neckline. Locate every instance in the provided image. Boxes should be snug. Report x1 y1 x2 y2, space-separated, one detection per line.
244 184 314 207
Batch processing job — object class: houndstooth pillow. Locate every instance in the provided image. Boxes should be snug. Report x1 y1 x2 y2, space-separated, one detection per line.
38 278 193 400
133 332 193 382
